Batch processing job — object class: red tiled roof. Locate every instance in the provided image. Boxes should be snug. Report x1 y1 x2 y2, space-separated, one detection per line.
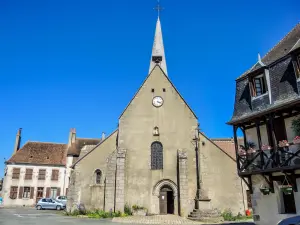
6 142 68 166
211 138 244 161
67 138 101 156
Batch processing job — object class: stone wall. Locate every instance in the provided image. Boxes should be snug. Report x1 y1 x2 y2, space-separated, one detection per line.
66 131 118 212
104 150 117 211
178 149 189 217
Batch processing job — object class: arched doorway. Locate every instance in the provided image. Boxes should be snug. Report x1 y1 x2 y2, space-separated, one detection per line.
159 185 174 215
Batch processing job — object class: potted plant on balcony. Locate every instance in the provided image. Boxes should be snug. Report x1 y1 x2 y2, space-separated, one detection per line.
278 140 289 147
280 175 293 195
259 184 272 195
261 144 271 151
281 185 293 195
293 136 300 144
238 148 246 156
247 148 256 154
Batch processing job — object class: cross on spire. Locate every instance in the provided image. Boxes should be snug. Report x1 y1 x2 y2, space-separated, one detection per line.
154 0 164 17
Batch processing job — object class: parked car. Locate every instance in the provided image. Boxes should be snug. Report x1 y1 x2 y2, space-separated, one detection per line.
277 215 300 225
36 198 65 210
55 196 67 206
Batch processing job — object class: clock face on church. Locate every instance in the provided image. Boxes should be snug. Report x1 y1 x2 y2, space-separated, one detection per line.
152 96 164 107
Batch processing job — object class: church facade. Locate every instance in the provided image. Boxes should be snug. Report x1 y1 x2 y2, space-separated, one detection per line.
67 16 247 217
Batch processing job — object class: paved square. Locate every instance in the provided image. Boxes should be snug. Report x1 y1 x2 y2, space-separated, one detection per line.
0 208 254 225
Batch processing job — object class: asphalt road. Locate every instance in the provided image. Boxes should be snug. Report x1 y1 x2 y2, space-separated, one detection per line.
0 208 113 225
0 208 254 225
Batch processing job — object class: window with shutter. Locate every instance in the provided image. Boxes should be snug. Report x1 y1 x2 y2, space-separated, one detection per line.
296 55 300 78
46 187 51 198
12 168 20 179
250 74 268 97
23 187 31 198
51 170 59 181
50 187 58 198
25 169 33 180
151 142 163 170
30 187 34 199
37 187 44 198
18 187 24 199
57 187 61 196
38 169 46 180
10 186 18 199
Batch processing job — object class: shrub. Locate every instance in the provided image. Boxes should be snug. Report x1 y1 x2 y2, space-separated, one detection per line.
221 209 251 221
124 203 132 215
132 204 145 210
64 210 81 216
65 208 128 219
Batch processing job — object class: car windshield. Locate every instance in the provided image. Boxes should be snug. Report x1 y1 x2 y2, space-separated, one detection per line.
60 196 67 200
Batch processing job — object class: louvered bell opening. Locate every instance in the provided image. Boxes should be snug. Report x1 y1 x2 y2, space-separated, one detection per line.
152 56 162 63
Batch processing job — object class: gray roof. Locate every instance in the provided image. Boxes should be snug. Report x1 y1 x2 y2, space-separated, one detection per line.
238 23 300 79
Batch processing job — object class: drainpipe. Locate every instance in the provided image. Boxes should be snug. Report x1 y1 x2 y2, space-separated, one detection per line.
63 168 66 196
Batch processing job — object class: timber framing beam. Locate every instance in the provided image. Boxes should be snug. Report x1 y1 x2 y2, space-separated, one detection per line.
241 176 253 194
261 173 275 193
243 110 300 130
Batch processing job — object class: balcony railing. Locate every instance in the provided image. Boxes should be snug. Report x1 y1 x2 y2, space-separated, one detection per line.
237 142 300 175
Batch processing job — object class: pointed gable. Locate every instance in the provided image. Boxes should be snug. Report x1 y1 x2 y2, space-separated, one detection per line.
119 65 197 120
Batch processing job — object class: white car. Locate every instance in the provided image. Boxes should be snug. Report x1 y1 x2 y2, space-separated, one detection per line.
55 196 67 207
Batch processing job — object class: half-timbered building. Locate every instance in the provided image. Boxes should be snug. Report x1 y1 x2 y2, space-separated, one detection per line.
228 23 300 225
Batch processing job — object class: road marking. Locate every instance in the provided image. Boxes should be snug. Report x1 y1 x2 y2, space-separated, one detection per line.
13 213 57 218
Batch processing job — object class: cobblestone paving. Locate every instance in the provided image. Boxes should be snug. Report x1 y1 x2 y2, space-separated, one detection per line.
113 215 202 224
113 215 254 225
0 208 254 225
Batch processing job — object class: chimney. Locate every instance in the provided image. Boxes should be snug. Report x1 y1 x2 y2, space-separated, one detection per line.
13 128 22 154
68 128 76 147
102 132 106 140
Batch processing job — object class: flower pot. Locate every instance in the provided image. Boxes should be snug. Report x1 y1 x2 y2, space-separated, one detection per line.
293 139 300 144
132 209 147 216
281 186 293 195
260 187 271 195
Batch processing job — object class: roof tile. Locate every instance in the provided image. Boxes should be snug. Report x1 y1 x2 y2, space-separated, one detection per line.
7 142 67 166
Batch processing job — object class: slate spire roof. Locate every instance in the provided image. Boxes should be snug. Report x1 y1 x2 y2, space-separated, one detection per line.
149 16 168 76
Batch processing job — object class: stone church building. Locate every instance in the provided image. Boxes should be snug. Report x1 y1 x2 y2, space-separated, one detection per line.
67 16 247 217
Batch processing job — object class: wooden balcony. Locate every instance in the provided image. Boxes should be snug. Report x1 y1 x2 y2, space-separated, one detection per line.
237 142 300 176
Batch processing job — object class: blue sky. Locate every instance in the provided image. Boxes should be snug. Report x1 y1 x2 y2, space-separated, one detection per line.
0 0 299 177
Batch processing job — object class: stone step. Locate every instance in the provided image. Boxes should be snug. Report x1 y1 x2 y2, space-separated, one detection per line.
188 216 224 223
189 211 220 217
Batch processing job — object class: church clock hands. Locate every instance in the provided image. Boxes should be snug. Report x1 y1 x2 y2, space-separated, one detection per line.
152 96 164 107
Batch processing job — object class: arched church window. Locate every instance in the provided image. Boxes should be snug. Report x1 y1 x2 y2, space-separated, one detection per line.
151 142 163 170
95 169 102 184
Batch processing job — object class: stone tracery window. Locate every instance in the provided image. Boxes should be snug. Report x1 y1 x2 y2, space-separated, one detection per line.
95 169 102 184
151 142 163 170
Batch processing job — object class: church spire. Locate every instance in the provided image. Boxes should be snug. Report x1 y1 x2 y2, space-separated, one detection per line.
149 1 168 75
